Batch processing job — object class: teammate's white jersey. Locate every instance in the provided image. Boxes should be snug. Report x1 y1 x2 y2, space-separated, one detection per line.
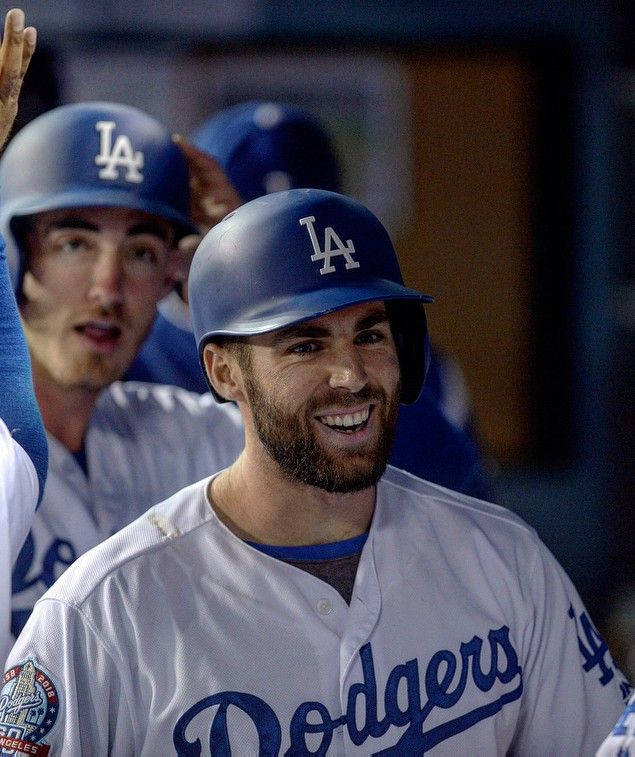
0 420 38 666
4 467 629 755
596 691 635 756
10 381 244 640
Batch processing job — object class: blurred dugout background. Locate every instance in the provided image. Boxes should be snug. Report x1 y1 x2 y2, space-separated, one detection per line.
6 0 633 675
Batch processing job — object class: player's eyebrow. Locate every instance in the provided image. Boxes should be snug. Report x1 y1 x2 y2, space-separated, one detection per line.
45 217 171 242
47 217 98 232
268 305 389 344
270 323 330 342
354 309 389 332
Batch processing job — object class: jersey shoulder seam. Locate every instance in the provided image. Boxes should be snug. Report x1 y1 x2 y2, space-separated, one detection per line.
35 595 136 728
384 468 539 541
49 492 214 605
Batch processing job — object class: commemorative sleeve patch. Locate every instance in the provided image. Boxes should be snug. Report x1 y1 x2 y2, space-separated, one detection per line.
0 659 60 755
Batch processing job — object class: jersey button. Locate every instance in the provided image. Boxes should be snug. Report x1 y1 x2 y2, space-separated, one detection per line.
316 598 333 615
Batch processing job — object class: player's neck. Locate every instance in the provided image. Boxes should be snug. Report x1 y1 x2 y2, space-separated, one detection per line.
209 452 376 547
31 362 100 453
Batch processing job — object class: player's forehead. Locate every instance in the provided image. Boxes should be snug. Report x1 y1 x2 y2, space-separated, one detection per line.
256 300 389 345
29 206 173 240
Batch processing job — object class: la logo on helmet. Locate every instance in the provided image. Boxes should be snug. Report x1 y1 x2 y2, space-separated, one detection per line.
94 121 144 184
300 215 361 275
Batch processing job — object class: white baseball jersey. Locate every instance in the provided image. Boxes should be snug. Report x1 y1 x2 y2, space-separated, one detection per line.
0 421 39 667
4 466 629 755
10 380 244 641
596 691 635 756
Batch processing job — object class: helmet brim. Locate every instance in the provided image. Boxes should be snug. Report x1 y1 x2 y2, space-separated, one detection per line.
197 280 433 340
6 188 197 240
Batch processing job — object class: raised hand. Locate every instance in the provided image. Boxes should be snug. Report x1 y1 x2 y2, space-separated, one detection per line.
0 8 36 150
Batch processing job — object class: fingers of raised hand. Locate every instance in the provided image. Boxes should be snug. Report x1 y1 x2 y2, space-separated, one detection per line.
0 9 35 104
173 134 243 231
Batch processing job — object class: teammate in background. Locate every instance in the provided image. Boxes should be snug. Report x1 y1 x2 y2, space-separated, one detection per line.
0 7 45 666
6 189 629 753
127 100 490 498
0 102 245 641
597 691 635 756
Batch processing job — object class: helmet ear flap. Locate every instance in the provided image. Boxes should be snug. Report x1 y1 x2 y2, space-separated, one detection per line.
386 301 430 405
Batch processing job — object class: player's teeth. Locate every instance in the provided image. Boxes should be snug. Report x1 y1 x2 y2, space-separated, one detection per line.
320 408 369 428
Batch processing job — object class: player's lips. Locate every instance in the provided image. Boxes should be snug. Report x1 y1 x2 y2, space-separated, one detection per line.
316 405 372 434
74 320 123 350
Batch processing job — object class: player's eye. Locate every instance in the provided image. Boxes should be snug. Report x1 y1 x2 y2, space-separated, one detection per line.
355 329 385 345
46 227 97 258
126 238 165 267
289 340 319 356
62 239 88 254
131 247 158 264
55 235 91 255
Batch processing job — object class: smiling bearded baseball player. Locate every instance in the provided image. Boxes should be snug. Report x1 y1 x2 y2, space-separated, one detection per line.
4 189 630 755
127 100 491 500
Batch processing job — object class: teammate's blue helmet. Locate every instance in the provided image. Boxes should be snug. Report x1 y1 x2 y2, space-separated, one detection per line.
0 101 197 291
189 188 432 405
191 101 341 202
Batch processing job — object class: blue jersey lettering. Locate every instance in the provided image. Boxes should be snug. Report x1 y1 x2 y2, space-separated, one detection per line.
173 626 522 755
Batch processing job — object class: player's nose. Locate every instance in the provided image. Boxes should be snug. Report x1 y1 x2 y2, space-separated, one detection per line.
87 250 124 308
327 345 368 393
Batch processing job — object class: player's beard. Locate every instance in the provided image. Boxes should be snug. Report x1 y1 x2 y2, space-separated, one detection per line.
242 366 401 493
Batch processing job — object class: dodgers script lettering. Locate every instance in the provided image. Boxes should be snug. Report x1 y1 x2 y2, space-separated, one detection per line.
173 625 522 755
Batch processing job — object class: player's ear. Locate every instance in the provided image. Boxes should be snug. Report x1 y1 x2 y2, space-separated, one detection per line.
159 245 185 299
162 233 202 301
17 226 44 306
202 342 246 403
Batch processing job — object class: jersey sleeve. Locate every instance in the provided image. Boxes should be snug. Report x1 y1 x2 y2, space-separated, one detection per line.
0 420 38 563
3 597 135 755
512 538 631 754
1 420 40 665
0 240 48 503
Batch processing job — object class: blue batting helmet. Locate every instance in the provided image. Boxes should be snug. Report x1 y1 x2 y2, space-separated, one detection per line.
191 101 341 202
0 101 197 291
189 188 432 404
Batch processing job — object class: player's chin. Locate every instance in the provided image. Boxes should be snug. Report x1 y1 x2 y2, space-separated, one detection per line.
318 456 388 493
73 352 133 389
321 434 388 470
